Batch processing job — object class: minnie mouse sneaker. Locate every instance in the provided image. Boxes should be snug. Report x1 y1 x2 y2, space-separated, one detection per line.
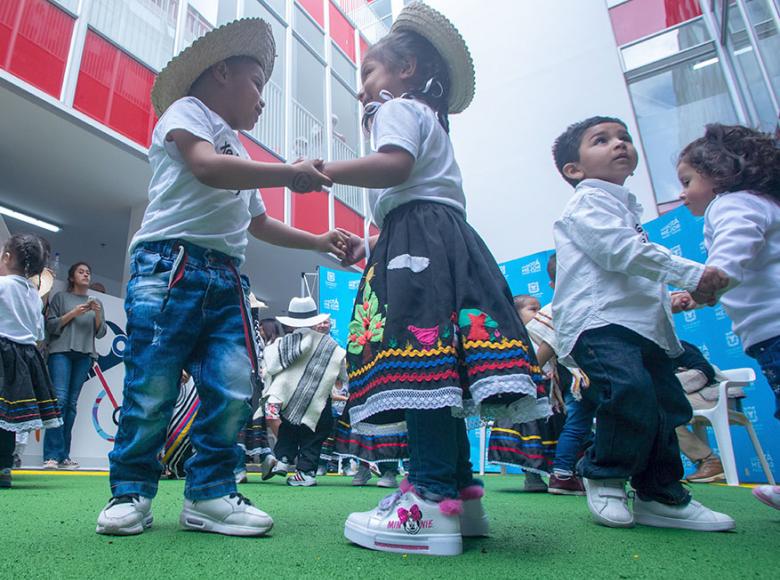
344 482 462 556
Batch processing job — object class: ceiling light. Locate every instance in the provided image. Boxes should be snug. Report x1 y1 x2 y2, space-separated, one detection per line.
0 205 61 233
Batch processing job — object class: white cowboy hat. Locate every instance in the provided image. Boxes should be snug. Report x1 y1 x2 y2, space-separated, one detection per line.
151 18 276 117
391 2 475 114
28 267 54 299
276 296 330 328
248 292 267 310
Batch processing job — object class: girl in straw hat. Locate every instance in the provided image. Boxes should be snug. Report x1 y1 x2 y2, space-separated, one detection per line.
97 18 349 538
322 2 549 556
0 234 62 488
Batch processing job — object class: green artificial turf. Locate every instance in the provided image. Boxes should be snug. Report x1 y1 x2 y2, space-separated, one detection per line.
0 472 776 579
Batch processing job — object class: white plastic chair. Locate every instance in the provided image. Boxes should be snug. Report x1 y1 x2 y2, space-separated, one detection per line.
690 368 776 486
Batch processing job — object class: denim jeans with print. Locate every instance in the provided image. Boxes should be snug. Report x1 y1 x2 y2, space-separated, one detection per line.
746 334 780 421
109 240 255 501
406 406 481 499
571 325 692 506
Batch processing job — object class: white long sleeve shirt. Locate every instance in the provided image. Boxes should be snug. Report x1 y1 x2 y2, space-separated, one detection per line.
705 191 780 350
552 179 705 363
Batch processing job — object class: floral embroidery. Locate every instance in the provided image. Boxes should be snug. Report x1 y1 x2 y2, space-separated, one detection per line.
348 266 386 362
458 308 498 342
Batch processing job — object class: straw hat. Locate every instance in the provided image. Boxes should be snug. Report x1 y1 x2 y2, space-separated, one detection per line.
248 292 267 310
391 2 475 114
151 18 276 117
276 297 330 328
28 267 54 299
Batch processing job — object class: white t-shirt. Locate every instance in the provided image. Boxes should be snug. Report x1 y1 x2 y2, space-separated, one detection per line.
368 98 466 228
130 97 266 264
705 191 780 350
0 275 45 345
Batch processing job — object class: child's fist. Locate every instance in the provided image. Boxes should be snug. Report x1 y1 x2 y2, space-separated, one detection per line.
290 159 333 192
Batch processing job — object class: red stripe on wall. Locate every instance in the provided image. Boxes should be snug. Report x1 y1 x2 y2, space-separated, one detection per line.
334 199 363 237
292 190 329 234
298 0 325 28
0 0 73 98
239 134 285 221
609 0 702 46
329 1 356 62
359 34 369 62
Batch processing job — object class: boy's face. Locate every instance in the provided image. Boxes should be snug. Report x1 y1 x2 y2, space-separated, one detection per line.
677 161 717 216
515 297 541 325
564 122 638 186
221 59 266 131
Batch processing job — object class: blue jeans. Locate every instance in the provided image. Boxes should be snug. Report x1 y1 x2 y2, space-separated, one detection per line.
109 240 255 501
746 334 780 421
571 325 692 505
43 352 93 462
406 407 479 499
552 387 595 476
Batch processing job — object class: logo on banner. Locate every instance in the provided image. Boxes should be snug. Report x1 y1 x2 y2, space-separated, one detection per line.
670 244 682 256
725 331 740 349
348 279 360 291
683 311 697 323
528 281 540 294
714 305 727 320
323 298 340 311
699 343 711 360
743 405 758 423
326 270 337 289
521 259 541 275
751 453 774 473
698 241 707 256
660 218 681 238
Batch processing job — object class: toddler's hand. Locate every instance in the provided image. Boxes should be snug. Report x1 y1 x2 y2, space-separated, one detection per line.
317 229 350 259
290 159 333 193
337 228 365 267
691 266 730 306
670 291 697 313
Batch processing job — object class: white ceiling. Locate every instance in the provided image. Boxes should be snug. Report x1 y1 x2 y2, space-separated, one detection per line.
0 77 349 315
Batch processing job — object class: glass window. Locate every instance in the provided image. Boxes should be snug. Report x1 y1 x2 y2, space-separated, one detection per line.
621 18 711 70
263 0 287 19
331 74 363 213
180 1 218 49
244 0 288 157
291 39 326 159
51 0 79 14
294 3 324 56
88 0 178 71
332 41 357 88
743 0 780 97
628 52 739 203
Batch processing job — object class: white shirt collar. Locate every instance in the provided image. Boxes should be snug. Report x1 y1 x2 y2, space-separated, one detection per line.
578 178 643 217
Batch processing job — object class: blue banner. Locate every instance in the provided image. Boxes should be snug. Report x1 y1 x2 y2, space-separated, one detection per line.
318 266 362 349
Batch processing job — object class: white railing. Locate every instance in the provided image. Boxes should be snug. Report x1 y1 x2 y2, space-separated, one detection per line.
332 0 391 44
332 138 364 214
249 80 285 158
291 98 325 160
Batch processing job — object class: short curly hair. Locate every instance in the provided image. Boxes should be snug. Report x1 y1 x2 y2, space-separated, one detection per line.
678 124 780 201
552 116 628 187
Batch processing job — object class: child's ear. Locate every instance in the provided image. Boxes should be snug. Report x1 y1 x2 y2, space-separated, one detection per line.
562 161 584 183
400 56 418 81
211 60 230 85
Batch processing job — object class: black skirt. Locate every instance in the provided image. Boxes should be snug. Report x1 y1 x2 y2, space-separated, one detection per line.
345 202 550 427
0 336 62 432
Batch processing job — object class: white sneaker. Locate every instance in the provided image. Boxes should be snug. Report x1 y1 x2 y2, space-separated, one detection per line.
583 478 634 528
459 486 490 537
260 455 278 481
376 471 399 489
270 459 290 479
59 458 80 470
180 493 273 536
753 485 780 510
287 471 317 487
96 494 153 535
634 498 735 531
235 469 248 484
42 459 59 470
352 464 372 486
344 489 463 556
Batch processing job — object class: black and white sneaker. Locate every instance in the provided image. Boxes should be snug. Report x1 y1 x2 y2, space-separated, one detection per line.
96 494 153 535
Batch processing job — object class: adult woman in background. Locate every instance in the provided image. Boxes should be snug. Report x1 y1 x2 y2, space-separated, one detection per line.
43 262 106 469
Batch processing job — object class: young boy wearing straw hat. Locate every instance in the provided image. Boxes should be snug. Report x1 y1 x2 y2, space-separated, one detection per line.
96 18 349 537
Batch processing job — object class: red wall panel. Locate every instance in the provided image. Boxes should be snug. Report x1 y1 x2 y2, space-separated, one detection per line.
609 0 702 46
297 0 324 28
359 34 369 62
0 0 73 98
292 190 329 234
329 2 355 62
334 199 363 236
73 31 156 147
239 134 285 221
369 224 379 237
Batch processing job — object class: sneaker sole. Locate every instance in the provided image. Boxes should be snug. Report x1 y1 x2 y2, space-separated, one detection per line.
344 519 462 556
179 510 273 537
634 512 735 532
686 473 726 484
96 514 153 536
547 487 586 496
287 480 317 487
752 490 780 510
459 516 490 537
376 480 399 489
584 479 634 528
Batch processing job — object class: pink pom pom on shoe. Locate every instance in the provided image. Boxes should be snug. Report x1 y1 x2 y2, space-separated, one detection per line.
459 485 484 501
438 498 464 516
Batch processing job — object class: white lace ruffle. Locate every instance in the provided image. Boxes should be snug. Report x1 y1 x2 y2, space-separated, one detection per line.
351 420 407 436
349 386 464 425
0 417 62 433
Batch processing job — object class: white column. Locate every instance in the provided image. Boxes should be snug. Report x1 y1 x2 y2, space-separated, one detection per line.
60 0 93 106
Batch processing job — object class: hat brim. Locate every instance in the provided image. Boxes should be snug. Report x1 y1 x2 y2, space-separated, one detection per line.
391 2 475 114
276 313 330 328
28 268 54 298
151 18 276 117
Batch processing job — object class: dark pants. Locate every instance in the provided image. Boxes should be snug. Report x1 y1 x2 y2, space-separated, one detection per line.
406 406 479 499
746 334 780 421
0 429 14 470
571 325 692 505
275 400 333 474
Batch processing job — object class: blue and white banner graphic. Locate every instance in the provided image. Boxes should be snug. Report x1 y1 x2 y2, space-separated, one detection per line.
318 266 362 349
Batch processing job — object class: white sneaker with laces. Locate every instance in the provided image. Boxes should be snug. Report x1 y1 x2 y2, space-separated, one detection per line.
634 498 735 531
344 489 462 556
180 493 273 536
583 478 634 528
270 459 290 478
287 471 317 487
96 494 153 535
59 458 80 470
42 459 59 470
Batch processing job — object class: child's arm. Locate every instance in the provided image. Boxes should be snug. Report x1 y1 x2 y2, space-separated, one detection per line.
170 130 332 192
249 213 347 259
564 191 727 299
321 147 414 189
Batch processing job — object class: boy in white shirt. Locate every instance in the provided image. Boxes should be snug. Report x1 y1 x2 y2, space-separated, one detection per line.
551 116 733 531
96 19 348 537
